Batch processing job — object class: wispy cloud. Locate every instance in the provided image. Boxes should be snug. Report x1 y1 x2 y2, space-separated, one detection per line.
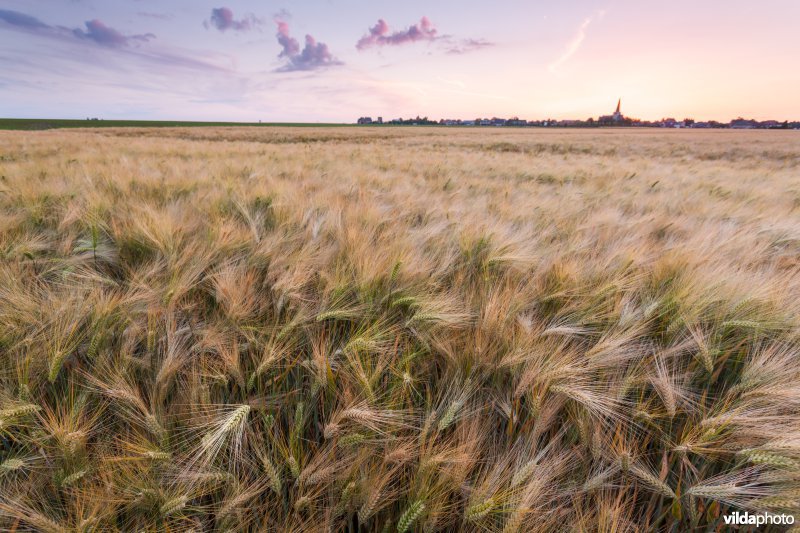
443 37 494 55
0 8 228 72
137 12 172 21
205 7 262 32
275 20 341 72
0 9 50 31
356 17 438 50
74 20 154 47
437 77 466 89
548 12 604 72
1 8 154 48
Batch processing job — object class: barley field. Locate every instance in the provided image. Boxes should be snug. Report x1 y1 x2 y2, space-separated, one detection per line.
1 127 799 531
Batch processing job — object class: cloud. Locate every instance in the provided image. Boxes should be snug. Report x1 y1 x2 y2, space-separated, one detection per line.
0 9 50 31
548 15 597 72
354 17 488 56
137 12 172 21
0 8 229 73
1 9 154 48
275 21 341 72
356 17 438 50
206 7 261 32
74 20 154 47
276 21 299 57
444 38 494 55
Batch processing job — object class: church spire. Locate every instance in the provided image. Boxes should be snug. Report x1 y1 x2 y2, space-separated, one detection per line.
615 98 621 114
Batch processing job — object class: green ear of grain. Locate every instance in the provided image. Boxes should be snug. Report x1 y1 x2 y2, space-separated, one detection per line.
0 458 26 474
160 495 188 517
466 497 496 522
397 500 425 533
48 351 68 383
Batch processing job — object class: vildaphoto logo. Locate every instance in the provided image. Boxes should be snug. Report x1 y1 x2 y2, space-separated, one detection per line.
722 511 795 527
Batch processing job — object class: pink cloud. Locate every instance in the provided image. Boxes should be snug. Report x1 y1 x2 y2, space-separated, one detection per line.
356 17 438 50
275 21 341 72
206 7 261 32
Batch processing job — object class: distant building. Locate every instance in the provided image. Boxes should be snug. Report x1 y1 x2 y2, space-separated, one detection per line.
355 107 792 130
730 118 757 129
598 99 626 124
612 99 623 121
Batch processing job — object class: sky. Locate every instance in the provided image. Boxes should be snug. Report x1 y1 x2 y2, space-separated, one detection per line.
1 0 798 122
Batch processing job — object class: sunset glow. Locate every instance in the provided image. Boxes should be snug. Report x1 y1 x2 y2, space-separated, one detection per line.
1 0 798 122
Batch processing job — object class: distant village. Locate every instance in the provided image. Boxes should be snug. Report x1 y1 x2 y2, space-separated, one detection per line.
356 100 800 129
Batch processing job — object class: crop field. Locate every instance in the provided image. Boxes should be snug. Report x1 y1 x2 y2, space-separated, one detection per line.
0 119 352 131
1 126 799 531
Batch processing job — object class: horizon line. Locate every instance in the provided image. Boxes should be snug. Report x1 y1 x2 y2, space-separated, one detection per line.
2 116 800 126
